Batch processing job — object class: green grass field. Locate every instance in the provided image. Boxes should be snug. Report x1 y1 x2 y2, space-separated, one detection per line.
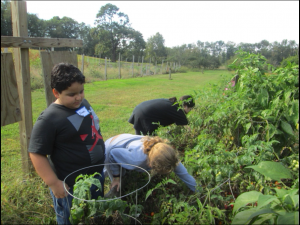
1 70 234 224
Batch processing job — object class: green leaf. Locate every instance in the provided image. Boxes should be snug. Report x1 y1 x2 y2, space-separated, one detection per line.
247 208 277 222
290 100 299 126
245 122 252 133
280 120 295 136
232 208 258 224
246 161 293 181
283 195 295 206
206 208 214 224
274 188 289 199
145 189 153 201
277 212 299 225
291 195 299 208
196 198 203 210
284 90 292 105
257 194 278 209
253 214 276 224
233 191 262 214
258 88 269 107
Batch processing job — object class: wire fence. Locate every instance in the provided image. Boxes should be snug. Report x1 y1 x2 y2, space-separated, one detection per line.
77 54 181 80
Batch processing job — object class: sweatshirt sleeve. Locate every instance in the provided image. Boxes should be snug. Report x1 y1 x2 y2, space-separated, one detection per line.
108 147 148 176
174 162 197 192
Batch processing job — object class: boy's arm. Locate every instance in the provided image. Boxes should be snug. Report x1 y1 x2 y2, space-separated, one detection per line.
29 152 69 198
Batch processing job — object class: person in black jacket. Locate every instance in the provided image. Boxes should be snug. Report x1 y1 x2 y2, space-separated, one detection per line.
128 95 195 135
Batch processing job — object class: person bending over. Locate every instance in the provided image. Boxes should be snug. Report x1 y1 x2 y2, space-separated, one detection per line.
104 134 197 194
128 95 195 135
28 63 105 225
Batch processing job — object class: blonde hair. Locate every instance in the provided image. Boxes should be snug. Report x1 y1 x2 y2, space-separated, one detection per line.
142 136 179 175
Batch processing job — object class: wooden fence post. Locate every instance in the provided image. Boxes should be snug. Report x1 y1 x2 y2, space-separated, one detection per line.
166 62 168 73
146 64 148 75
141 56 144 77
81 54 84 74
155 61 157 75
161 60 164 74
11 0 34 175
118 53 121 79
105 57 107 80
132 55 134 77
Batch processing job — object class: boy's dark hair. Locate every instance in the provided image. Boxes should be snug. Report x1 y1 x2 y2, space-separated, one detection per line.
179 95 195 108
51 63 85 93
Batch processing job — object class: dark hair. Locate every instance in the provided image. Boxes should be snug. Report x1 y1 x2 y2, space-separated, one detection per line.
168 97 177 104
179 95 195 108
51 63 85 93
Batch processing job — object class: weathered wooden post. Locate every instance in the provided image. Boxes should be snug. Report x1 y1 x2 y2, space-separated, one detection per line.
161 60 164 74
146 64 148 76
132 55 134 77
166 62 168 73
141 56 144 77
155 61 157 75
105 57 107 80
149 57 151 74
11 0 34 175
118 53 121 79
81 54 84 74
169 66 172 80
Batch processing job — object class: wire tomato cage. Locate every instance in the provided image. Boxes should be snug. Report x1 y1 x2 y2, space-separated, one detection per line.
63 163 151 225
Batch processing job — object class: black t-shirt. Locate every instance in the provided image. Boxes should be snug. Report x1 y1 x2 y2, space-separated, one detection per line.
28 99 105 186
128 98 188 133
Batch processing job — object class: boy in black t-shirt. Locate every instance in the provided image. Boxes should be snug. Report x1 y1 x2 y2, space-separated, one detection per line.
28 63 105 225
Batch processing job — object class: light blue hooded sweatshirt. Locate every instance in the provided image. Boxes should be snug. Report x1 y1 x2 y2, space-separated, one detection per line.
104 134 197 192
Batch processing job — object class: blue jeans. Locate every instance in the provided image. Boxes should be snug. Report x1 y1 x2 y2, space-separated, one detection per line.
49 173 104 225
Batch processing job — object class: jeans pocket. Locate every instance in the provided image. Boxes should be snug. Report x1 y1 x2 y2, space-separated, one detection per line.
55 198 65 219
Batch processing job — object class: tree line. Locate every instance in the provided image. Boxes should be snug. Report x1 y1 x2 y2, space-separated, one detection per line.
1 0 299 69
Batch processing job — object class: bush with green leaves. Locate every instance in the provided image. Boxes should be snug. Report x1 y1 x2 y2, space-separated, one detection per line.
281 55 299 68
70 172 141 225
232 161 299 225
155 50 298 223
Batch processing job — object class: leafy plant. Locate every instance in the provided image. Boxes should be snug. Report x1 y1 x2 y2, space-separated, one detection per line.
232 161 299 224
70 172 102 224
70 172 140 225
156 50 298 224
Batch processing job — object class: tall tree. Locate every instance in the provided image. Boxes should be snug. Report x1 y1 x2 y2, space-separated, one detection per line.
1 0 12 36
94 3 137 62
121 30 146 62
45 16 79 39
225 41 237 60
27 13 46 37
77 23 98 56
145 32 167 63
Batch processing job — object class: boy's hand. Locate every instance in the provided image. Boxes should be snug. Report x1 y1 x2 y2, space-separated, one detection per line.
49 180 70 198
111 177 120 191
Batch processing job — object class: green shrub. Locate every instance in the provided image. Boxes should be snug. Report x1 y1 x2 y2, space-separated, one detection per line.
281 55 299 67
176 66 188 73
